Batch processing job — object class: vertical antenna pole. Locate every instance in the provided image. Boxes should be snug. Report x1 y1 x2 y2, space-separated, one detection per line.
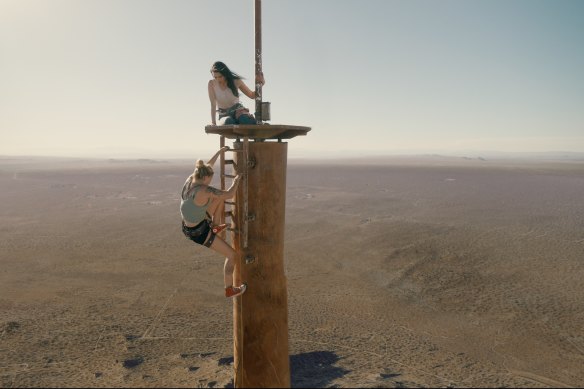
254 0 263 124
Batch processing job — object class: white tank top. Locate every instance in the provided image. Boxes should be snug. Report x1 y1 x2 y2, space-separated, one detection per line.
212 80 239 109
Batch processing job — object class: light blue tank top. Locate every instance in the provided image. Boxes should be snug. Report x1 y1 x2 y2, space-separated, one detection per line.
180 185 210 225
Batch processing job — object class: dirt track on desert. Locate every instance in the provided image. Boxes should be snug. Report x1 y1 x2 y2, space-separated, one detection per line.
1 155 583 388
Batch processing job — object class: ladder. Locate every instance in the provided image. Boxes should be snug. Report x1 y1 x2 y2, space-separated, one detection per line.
219 135 250 248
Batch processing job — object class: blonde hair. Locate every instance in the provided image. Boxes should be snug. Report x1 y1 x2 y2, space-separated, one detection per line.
182 160 214 200
194 159 214 180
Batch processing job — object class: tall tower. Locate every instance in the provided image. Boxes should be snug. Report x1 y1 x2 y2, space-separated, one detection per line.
206 127 308 387
205 2 310 387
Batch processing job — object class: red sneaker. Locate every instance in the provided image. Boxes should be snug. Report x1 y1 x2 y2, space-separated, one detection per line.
225 284 247 298
212 224 229 234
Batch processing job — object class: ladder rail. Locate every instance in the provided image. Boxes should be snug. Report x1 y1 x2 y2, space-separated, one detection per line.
219 137 249 247
243 137 249 248
218 136 226 235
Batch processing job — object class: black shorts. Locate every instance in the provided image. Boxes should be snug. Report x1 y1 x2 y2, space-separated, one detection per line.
182 220 216 247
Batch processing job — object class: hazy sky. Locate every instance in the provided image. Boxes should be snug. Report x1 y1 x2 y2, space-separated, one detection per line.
1 0 583 158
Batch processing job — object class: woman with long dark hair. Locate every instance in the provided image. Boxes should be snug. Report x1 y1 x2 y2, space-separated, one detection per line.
208 61 265 125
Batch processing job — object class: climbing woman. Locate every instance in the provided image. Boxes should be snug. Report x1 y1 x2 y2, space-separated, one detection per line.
208 61 265 126
180 146 246 298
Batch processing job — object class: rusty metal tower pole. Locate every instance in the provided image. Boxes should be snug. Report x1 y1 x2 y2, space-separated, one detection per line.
208 133 310 388
232 139 290 388
205 0 310 387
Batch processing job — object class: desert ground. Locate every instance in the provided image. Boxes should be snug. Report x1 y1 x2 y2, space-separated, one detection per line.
1 154 583 388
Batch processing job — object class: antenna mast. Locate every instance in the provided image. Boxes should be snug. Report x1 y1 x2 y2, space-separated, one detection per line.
254 0 263 124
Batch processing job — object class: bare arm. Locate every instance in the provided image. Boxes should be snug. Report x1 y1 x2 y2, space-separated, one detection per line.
207 146 229 166
208 80 217 125
236 79 255 99
205 175 241 200
236 74 265 100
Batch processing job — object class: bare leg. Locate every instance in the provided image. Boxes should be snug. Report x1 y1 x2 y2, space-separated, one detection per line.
206 197 224 226
206 234 237 288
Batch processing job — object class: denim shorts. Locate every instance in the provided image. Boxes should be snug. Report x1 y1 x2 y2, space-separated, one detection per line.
218 103 257 125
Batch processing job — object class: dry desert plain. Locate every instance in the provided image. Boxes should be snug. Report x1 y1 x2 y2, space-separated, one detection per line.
1 154 584 388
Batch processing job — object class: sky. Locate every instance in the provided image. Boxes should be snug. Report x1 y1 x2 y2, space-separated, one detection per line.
1 0 583 158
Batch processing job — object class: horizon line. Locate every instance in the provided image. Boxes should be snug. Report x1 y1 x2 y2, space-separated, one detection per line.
2 149 584 162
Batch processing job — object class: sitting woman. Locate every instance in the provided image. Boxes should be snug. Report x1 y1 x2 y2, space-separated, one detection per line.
208 61 265 125
180 146 246 298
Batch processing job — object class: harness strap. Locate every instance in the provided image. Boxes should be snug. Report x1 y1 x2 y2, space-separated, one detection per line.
203 232 216 248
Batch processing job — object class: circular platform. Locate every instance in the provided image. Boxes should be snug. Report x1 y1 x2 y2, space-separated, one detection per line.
205 124 311 140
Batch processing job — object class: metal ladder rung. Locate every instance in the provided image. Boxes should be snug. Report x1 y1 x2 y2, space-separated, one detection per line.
222 174 237 179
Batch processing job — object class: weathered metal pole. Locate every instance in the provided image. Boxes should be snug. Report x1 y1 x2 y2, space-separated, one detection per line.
233 141 290 388
254 0 263 124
